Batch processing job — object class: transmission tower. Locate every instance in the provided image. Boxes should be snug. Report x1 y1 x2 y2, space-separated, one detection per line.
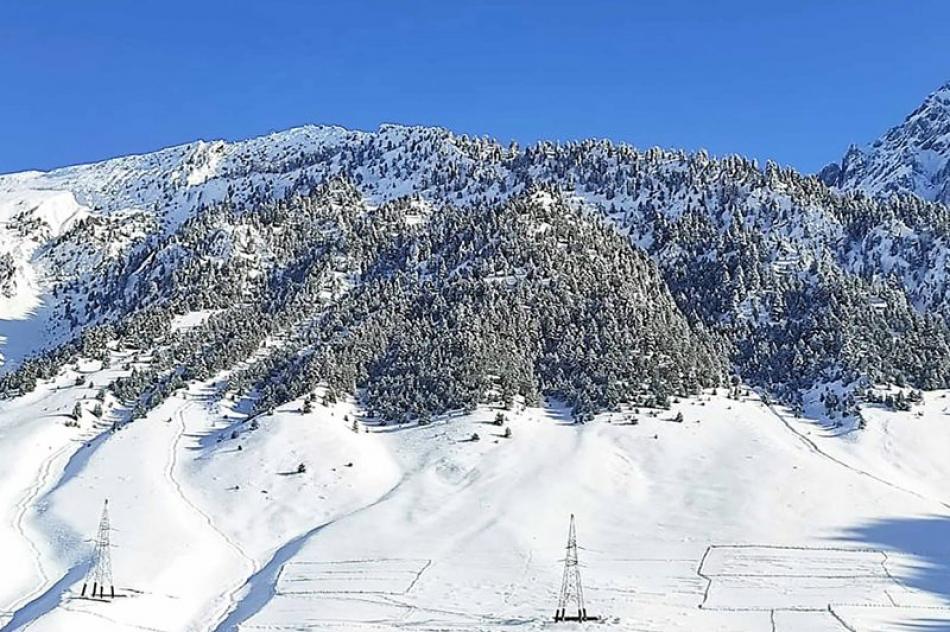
554 513 588 622
81 499 114 600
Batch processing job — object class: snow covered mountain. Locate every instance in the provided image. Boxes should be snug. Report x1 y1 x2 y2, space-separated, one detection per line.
2 96 950 632
821 81 950 204
3 119 950 427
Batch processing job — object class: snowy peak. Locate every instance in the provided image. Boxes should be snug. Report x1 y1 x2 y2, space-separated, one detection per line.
824 80 950 203
0 124 369 216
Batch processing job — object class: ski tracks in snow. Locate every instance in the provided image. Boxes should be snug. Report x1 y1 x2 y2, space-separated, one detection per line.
2 441 73 618
163 398 258 632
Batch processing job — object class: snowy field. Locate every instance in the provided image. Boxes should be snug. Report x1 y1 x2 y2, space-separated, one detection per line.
0 361 949 632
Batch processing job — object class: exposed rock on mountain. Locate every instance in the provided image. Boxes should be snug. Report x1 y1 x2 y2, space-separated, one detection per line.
822 81 950 204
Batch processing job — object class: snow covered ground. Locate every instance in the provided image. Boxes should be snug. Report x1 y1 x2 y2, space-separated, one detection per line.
0 367 949 632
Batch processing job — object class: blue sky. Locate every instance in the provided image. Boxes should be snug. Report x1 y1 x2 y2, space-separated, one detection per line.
1 1 947 174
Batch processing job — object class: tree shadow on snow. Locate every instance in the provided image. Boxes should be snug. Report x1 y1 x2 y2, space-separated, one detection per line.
834 515 950 631
539 398 575 425
902 620 950 631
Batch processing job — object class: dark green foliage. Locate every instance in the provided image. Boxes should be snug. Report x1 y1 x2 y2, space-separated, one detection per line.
248 190 725 421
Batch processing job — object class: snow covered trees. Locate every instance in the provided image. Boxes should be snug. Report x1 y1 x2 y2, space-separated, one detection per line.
4 124 950 428
243 190 725 422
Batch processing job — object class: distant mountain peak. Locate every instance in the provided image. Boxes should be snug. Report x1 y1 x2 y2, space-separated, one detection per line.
824 80 950 203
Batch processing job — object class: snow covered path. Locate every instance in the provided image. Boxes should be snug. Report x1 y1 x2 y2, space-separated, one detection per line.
765 399 950 512
163 400 258 631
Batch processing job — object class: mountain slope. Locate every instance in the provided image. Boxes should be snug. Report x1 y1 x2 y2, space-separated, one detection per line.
2 369 949 631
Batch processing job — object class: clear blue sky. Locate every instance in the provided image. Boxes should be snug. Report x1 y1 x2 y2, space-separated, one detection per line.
1 1 947 174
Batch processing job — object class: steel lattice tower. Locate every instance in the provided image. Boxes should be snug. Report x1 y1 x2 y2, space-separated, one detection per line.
82 499 114 600
554 513 587 622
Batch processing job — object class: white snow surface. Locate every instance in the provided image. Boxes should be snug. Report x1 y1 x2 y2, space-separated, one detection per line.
0 360 948 631
0 189 90 347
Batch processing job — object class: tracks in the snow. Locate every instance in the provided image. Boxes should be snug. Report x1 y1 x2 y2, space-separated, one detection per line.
1 416 108 621
209 470 410 632
3 443 71 617
763 401 950 512
164 398 259 632
695 542 950 631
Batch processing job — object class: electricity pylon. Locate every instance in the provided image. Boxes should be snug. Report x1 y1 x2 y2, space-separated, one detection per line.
554 513 588 621
81 499 114 600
